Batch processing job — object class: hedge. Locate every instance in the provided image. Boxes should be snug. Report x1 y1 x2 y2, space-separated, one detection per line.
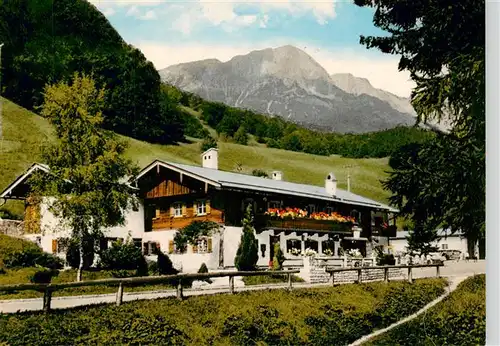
365 274 485 346
0 278 446 345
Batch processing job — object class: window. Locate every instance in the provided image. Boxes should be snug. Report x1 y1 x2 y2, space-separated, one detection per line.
350 209 361 224
197 200 207 216
143 242 159 256
441 244 448 250
269 200 281 209
307 204 316 215
35 236 42 246
196 238 208 253
325 206 333 214
286 239 301 255
173 203 183 217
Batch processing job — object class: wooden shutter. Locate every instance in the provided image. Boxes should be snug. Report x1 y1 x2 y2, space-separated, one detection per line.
182 203 187 217
52 239 58 254
143 242 149 255
170 205 175 217
206 200 211 214
168 240 174 254
155 208 160 218
193 202 198 216
208 238 213 253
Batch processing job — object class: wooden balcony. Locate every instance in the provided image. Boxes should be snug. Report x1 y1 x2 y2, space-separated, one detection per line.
255 215 353 234
150 212 224 231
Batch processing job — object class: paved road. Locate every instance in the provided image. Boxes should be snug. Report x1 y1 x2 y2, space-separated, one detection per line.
0 261 485 314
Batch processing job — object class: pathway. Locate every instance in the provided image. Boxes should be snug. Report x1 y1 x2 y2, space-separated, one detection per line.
349 275 471 346
0 260 484 314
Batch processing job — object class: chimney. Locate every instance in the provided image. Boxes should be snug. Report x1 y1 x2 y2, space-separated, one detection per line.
201 148 218 170
325 172 337 196
271 171 283 181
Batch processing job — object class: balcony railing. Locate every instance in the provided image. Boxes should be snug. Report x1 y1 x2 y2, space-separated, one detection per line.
255 215 353 234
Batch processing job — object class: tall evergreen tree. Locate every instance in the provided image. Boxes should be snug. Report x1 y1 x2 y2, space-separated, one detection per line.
29 73 139 281
235 205 259 271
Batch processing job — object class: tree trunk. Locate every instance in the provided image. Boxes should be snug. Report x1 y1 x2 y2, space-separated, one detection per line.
76 237 84 282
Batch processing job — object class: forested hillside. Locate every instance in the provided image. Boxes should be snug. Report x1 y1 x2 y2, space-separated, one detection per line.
0 0 434 160
0 0 184 143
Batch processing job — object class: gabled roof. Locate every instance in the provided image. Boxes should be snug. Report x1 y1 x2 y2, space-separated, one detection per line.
0 163 50 199
0 163 138 200
138 160 399 212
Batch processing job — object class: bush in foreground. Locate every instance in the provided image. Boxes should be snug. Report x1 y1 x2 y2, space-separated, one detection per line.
0 278 446 345
4 247 63 270
366 274 485 346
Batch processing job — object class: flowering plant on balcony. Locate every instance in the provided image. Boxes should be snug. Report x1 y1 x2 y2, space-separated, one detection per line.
322 249 334 256
347 249 363 259
288 248 301 256
310 212 355 223
265 207 308 219
302 248 317 257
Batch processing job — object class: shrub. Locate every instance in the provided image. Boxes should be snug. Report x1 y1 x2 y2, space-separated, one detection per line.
4 247 63 269
156 250 179 276
98 239 146 275
65 236 95 270
29 268 59 284
200 135 218 153
0 234 42 266
272 243 285 270
198 262 212 284
233 126 249 145
235 205 259 271
251 169 269 178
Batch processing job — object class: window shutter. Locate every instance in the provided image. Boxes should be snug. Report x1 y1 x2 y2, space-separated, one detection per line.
155 208 160 218
206 200 211 214
143 242 149 255
170 205 174 217
193 202 197 215
168 240 174 254
52 239 58 254
182 203 187 216
208 238 213 253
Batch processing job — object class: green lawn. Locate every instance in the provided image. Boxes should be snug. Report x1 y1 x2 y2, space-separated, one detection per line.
1 97 392 218
0 278 447 345
364 274 486 346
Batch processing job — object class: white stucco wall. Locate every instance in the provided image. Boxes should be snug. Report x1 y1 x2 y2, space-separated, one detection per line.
390 235 468 254
30 198 145 255
143 229 221 273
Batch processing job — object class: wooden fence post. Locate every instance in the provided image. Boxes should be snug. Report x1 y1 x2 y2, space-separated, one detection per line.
436 265 441 278
177 279 183 300
384 267 389 283
229 276 234 294
357 269 362 284
407 267 413 283
116 283 124 306
43 288 52 313
287 273 293 290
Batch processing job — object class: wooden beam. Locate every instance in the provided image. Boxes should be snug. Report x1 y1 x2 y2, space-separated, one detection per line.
180 173 183 184
157 163 160 174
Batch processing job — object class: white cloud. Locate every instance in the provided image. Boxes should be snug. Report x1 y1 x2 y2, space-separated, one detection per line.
140 10 157 20
90 0 337 31
134 41 415 97
102 7 116 16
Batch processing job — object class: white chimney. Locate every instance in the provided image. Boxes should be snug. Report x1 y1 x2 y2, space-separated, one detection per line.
201 148 218 170
325 172 337 196
271 171 283 181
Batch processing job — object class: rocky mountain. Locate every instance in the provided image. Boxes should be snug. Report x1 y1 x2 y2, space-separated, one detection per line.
159 45 419 133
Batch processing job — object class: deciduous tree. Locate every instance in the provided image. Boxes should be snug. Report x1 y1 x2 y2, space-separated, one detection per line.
30 73 139 281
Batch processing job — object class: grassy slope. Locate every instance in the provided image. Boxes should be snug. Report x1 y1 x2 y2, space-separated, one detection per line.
365 274 486 345
0 97 391 217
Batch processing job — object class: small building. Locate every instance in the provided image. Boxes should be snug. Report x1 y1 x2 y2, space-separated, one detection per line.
0 148 398 272
388 229 471 257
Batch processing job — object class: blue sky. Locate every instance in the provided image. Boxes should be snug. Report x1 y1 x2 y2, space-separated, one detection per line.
89 1 414 97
